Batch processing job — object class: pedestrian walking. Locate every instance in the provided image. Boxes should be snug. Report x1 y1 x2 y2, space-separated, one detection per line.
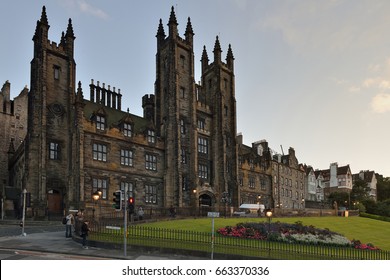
65 212 74 238
81 220 90 249
169 205 176 218
138 207 144 220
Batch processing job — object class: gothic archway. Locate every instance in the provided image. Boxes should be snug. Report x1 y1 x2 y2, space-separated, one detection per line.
199 193 212 206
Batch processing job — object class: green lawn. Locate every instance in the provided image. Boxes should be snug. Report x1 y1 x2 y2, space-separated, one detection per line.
138 216 390 251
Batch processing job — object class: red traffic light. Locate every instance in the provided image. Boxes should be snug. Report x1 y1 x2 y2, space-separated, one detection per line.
128 197 134 204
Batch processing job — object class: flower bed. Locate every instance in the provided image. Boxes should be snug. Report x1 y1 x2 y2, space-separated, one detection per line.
217 221 380 250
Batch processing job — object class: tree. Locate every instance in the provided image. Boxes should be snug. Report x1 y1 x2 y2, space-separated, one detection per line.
377 177 390 201
328 191 349 209
351 178 370 203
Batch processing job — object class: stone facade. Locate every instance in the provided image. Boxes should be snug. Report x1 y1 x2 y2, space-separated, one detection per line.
0 81 28 203
4 6 239 218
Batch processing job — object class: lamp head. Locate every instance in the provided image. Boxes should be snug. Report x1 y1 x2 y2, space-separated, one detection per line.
92 191 100 201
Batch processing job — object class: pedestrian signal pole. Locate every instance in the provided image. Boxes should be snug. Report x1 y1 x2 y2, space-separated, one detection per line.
123 188 127 257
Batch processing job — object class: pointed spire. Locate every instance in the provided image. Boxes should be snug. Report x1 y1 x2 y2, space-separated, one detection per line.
40 6 49 26
213 36 222 53
226 44 234 60
66 18 75 39
156 18 166 39
76 81 84 102
226 44 234 71
185 17 194 45
185 17 194 36
202 46 209 62
201 45 209 74
33 6 50 43
213 36 222 63
168 6 178 26
167 6 178 38
60 31 66 45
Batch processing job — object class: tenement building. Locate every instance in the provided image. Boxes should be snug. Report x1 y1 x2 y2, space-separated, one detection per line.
3 6 240 218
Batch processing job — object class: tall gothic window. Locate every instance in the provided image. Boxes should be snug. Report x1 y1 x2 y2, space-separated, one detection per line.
49 142 60 160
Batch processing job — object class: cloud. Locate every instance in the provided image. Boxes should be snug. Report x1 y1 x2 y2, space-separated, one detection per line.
78 0 108 20
371 93 390 113
348 86 360 93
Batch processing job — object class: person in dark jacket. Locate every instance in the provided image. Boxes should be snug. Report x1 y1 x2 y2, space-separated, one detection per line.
81 220 90 249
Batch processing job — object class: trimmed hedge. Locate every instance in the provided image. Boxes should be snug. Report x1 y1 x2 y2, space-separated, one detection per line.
360 212 390 222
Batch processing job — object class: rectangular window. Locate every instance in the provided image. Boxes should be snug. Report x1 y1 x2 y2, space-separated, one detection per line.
145 184 157 204
249 159 254 171
120 149 133 166
181 148 187 164
197 118 205 130
180 119 186 134
147 130 155 143
249 176 255 188
49 142 60 160
54 66 60 80
180 87 185 98
145 153 157 171
198 163 208 179
180 55 185 67
197 137 208 154
96 115 105 130
120 181 133 200
182 176 188 190
123 123 132 137
260 178 266 191
92 178 108 199
93 143 107 162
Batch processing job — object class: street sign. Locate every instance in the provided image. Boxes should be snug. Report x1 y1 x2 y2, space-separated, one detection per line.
207 212 220 218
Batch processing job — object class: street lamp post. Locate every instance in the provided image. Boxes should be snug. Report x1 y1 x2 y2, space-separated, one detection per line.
92 191 100 220
221 192 230 218
265 209 272 259
21 189 27 236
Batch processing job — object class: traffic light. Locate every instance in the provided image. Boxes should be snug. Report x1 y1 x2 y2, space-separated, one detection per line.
113 190 122 210
128 197 135 214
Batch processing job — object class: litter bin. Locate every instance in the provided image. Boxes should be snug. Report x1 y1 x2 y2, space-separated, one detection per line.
345 210 349 217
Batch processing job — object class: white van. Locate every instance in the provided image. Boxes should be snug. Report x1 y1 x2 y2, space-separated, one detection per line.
234 204 265 217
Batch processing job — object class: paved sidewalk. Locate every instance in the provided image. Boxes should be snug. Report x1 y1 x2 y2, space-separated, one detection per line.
0 231 201 260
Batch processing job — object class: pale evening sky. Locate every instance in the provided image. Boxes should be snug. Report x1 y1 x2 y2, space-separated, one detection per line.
1 0 389 177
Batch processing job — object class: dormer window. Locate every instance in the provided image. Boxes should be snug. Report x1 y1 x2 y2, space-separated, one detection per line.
147 129 155 143
96 115 106 130
123 122 132 137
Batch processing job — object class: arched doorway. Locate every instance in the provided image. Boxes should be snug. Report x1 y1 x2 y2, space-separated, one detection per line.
198 193 213 216
199 194 212 206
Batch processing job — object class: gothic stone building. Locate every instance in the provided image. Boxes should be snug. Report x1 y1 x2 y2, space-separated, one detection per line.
5 6 239 218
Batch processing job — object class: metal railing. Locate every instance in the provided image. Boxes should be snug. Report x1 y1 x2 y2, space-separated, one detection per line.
83 221 390 260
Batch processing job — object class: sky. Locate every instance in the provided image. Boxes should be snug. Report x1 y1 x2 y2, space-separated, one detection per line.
1 0 389 177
